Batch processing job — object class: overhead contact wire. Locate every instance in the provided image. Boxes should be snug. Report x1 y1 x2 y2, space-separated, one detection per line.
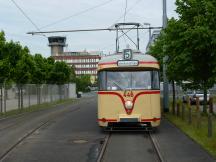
110 0 143 28
39 0 115 29
10 0 46 37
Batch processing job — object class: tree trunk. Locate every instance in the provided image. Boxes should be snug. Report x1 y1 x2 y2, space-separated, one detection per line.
36 85 41 105
203 85 207 114
0 86 3 113
21 85 23 109
37 85 41 104
37 86 39 104
49 85 53 102
209 97 213 114
39 85 41 104
58 85 62 100
28 85 31 108
18 85 21 109
67 84 69 99
172 80 176 115
4 85 6 113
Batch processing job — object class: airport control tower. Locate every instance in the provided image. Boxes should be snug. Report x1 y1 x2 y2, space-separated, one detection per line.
48 36 66 56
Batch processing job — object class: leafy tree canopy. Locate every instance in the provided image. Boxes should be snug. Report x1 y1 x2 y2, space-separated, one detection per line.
48 61 71 85
13 54 35 85
31 54 47 84
149 0 216 112
150 0 216 89
76 75 91 92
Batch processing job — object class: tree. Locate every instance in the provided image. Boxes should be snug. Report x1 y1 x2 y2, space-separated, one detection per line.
149 25 182 114
48 61 72 100
76 75 91 92
48 61 71 85
45 56 55 84
0 58 10 113
173 0 216 113
0 31 6 60
31 54 48 104
0 31 9 83
149 31 166 80
31 54 47 84
13 53 35 109
150 0 216 113
70 65 76 83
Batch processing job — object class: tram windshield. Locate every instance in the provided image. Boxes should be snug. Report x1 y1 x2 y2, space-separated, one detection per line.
98 70 159 91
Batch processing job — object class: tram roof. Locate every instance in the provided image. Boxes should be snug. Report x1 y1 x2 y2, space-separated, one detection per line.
99 51 158 64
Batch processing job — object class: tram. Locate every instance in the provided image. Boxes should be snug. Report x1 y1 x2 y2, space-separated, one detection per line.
97 49 160 130
97 23 161 130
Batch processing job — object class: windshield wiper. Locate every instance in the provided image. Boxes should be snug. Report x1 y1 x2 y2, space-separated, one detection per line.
109 80 125 90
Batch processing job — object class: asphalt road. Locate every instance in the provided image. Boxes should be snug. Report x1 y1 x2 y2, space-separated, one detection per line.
0 93 215 162
0 95 105 162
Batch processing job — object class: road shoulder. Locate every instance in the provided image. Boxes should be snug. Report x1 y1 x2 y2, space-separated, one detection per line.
155 119 216 162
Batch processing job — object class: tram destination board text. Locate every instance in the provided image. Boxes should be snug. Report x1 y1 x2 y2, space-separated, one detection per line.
117 60 139 67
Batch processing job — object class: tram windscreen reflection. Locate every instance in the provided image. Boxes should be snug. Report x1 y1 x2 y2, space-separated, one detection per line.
98 71 159 91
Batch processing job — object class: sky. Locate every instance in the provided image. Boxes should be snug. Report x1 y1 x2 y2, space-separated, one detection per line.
0 0 178 57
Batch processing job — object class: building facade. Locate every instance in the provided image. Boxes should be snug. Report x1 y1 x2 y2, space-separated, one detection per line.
53 52 101 77
48 36 101 81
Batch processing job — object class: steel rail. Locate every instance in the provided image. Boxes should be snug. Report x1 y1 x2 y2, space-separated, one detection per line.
0 106 81 161
97 133 111 162
0 111 32 129
0 120 51 161
27 27 162 35
0 99 80 132
149 132 166 162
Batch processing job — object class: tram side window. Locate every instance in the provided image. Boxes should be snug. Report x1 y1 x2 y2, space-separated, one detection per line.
98 71 106 90
152 71 160 90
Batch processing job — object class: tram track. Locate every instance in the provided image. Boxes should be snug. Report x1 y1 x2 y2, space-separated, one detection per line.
0 119 51 161
149 132 165 162
0 99 83 132
0 106 82 161
0 116 26 131
97 133 111 162
97 131 165 162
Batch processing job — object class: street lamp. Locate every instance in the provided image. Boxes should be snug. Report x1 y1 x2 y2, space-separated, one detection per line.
143 23 151 42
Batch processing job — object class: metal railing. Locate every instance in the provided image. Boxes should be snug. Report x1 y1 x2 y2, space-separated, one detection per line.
0 84 76 113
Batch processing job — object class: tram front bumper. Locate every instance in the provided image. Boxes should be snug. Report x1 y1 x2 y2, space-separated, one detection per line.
98 114 160 127
118 114 141 122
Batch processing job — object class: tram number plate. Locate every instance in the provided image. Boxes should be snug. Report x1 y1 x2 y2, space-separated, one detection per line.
120 118 138 122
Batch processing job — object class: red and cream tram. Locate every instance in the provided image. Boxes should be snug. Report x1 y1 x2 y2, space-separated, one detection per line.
97 49 161 130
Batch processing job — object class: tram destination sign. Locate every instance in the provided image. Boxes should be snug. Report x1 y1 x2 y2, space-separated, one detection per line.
117 60 139 66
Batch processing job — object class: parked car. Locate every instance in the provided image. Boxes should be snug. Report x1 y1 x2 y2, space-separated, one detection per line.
182 90 210 105
182 90 194 103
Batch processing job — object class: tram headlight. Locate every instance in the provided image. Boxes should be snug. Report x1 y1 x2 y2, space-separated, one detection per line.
125 100 133 109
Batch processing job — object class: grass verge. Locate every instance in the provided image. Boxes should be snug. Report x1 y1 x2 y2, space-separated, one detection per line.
165 108 216 158
0 98 77 119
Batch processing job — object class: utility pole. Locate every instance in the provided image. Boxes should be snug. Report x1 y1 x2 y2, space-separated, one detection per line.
163 0 167 28
144 23 151 42
163 0 169 112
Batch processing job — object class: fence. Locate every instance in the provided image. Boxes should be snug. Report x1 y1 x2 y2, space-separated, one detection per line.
169 98 215 138
161 83 216 138
0 84 76 113
160 82 216 98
